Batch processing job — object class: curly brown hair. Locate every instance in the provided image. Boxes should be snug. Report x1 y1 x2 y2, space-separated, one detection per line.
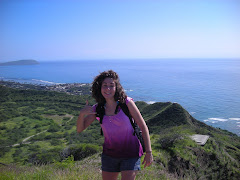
91 70 127 104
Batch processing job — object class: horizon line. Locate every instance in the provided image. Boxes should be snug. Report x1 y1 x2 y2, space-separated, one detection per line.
1 57 240 63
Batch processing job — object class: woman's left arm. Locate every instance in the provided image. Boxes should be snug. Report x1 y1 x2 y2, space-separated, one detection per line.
127 99 153 168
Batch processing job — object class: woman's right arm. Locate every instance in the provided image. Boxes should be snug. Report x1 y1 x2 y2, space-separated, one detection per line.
77 101 96 133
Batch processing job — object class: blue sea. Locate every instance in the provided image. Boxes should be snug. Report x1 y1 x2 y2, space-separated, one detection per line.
1 59 240 136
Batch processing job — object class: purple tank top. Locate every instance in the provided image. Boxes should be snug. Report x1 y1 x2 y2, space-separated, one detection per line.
93 97 143 158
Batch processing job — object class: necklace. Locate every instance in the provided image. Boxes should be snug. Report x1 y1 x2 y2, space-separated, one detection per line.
104 101 120 114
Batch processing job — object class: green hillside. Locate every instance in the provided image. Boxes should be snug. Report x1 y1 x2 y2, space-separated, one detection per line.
0 84 240 179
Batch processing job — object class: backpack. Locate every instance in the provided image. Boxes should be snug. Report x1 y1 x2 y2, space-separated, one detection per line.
96 102 146 152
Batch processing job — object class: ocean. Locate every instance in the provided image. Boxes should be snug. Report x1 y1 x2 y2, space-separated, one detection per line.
1 58 240 136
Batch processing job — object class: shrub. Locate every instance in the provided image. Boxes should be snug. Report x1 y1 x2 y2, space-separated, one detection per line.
48 123 61 132
54 155 75 169
28 148 62 165
50 139 62 146
158 134 182 150
61 144 100 161
0 125 7 130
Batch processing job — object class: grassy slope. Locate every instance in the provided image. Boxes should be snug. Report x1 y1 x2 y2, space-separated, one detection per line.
137 102 240 179
0 85 240 179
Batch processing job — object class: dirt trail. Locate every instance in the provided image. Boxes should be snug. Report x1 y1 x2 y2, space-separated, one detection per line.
11 130 47 147
8 114 75 147
61 114 74 126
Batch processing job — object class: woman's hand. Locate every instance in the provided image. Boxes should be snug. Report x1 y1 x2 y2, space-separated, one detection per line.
77 100 96 133
142 152 153 168
80 100 96 117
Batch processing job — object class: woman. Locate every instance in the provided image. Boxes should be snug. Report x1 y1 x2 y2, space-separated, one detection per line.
77 70 153 180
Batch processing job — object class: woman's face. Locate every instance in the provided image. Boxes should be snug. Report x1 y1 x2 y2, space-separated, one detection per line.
101 78 116 100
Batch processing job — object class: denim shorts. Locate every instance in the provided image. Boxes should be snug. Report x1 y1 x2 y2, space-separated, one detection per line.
101 154 141 172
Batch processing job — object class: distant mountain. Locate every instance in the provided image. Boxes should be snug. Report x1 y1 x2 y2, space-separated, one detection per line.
0 60 39 66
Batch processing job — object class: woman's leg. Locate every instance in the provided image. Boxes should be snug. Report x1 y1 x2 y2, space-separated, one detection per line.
121 170 138 180
102 171 119 180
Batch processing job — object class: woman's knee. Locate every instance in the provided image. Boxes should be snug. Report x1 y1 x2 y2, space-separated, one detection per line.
121 170 138 180
102 171 119 180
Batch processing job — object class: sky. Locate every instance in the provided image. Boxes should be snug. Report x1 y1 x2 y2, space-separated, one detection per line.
0 0 240 62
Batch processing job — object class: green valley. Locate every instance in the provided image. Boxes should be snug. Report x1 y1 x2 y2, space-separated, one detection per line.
0 84 240 180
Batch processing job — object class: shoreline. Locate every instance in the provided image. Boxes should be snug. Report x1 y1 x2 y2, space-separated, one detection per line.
0 80 91 96
1 79 239 136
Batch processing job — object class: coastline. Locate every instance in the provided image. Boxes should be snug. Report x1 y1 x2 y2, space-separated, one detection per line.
0 80 91 96
1 79 240 136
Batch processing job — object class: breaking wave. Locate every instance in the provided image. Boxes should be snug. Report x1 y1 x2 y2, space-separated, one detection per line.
31 79 60 85
146 101 156 104
204 117 240 124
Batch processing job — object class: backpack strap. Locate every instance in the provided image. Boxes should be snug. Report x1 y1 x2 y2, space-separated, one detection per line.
96 103 105 124
119 102 146 152
119 103 136 136
96 103 105 135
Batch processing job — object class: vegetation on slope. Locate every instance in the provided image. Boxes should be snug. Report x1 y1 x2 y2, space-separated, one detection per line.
0 84 240 179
